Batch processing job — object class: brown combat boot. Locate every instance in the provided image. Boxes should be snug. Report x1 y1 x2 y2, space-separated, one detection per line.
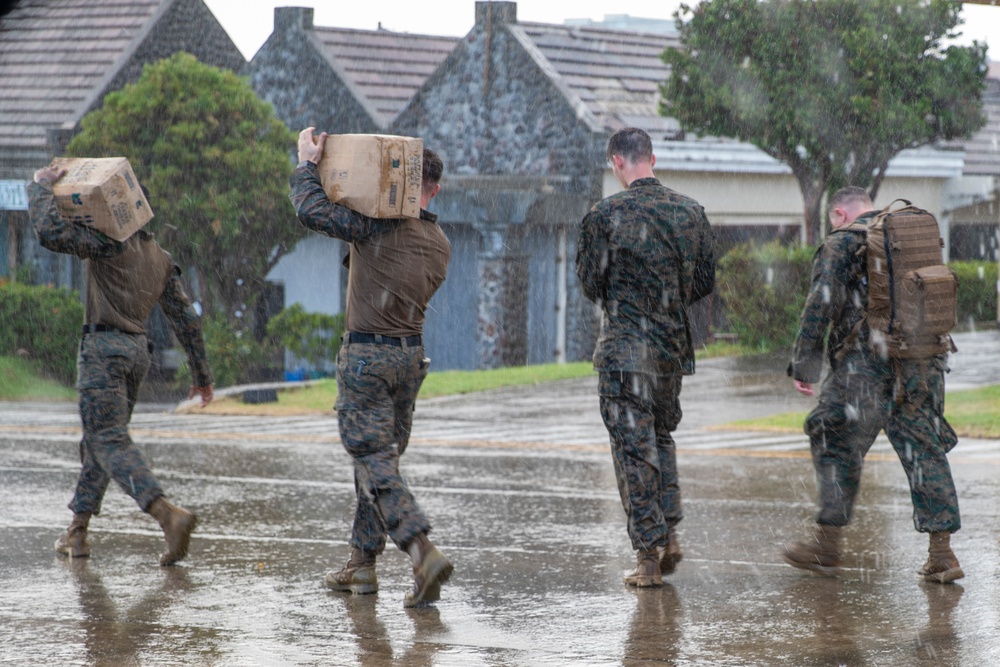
658 529 683 576
624 549 662 587
54 512 92 558
918 532 964 584
324 548 378 594
147 497 197 566
403 533 453 608
783 524 843 576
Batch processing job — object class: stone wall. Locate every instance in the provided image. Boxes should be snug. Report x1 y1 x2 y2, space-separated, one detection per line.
391 7 603 367
245 7 381 138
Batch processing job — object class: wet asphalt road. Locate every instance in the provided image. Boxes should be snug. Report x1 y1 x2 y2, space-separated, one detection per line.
1 331 998 666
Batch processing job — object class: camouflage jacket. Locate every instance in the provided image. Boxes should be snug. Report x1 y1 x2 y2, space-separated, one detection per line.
28 182 213 388
576 177 716 376
788 211 878 384
288 162 402 243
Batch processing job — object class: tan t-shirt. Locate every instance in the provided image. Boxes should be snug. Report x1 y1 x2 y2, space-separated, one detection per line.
85 231 174 334
345 213 450 337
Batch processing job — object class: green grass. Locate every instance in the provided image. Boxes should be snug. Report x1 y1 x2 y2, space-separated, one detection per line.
944 385 1000 439
0 356 76 401
695 340 754 360
204 344 760 416
721 385 1000 439
199 361 598 415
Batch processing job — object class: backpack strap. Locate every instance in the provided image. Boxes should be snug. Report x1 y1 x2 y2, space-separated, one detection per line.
832 220 869 234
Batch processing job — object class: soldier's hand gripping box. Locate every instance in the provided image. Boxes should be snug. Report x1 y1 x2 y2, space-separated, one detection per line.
318 134 423 219
49 157 153 241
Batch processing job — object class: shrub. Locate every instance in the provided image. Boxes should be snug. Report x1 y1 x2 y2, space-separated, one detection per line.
266 304 345 370
716 241 815 352
950 260 998 326
0 281 83 383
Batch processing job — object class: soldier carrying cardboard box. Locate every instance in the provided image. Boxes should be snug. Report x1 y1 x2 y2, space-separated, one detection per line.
29 159 214 568
289 129 453 608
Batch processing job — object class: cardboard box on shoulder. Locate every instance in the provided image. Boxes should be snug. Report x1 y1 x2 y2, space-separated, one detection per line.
318 134 423 220
50 157 153 241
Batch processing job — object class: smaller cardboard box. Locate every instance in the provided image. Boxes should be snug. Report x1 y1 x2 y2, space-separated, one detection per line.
49 157 153 241
318 134 423 219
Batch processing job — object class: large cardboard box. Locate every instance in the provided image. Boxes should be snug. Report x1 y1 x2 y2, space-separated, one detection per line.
318 134 423 219
49 157 152 241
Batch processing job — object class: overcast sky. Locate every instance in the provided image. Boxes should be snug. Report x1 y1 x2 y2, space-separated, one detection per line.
203 0 999 62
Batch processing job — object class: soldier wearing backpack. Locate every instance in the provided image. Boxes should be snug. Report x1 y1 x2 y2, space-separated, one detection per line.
783 186 963 584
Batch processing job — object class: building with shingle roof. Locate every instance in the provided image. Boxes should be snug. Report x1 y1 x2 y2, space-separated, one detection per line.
246 7 458 137
387 2 993 368
0 0 244 284
947 72 1000 261
255 2 993 373
246 7 461 374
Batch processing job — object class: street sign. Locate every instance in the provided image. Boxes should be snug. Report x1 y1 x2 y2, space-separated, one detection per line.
0 181 28 211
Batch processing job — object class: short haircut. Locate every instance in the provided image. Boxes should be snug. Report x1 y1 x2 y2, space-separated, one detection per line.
422 148 444 191
607 127 653 163
828 186 872 211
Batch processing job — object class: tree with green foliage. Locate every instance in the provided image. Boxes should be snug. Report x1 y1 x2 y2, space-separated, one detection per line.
662 0 988 244
66 52 302 333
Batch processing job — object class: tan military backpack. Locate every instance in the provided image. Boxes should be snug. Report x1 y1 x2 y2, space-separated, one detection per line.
853 200 958 359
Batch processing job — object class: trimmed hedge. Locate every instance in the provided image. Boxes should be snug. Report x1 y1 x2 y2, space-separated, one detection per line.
0 281 83 383
950 260 998 326
716 241 815 352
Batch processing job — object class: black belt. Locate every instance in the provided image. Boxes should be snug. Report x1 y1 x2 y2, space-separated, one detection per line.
83 324 134 335
82 323 120 335
346 332 422 348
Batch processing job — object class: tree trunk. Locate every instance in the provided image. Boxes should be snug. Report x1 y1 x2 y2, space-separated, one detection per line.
785 152 827 246
802 186 824 246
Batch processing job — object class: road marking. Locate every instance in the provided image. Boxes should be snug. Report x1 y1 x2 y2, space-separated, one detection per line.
2 408 998 462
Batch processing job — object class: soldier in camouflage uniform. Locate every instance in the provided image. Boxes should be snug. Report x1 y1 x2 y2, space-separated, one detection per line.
29 164 214 567
576 128 716 587
784 186 963 583
289 128 453 607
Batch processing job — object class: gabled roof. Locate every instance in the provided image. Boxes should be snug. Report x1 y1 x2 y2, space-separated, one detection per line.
0 0 161 154
515 21 681 138
311 27 458 127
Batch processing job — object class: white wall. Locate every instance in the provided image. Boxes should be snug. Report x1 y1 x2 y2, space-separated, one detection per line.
268 234 343 314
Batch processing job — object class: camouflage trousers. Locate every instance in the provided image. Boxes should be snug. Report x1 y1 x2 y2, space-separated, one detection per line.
336 341 431 555
69 331 163 515
806 354 960 533
599 371 683 552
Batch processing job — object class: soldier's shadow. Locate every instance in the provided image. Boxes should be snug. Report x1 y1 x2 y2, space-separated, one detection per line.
338 593 449 667
64 558 193 666
622 583 683 665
